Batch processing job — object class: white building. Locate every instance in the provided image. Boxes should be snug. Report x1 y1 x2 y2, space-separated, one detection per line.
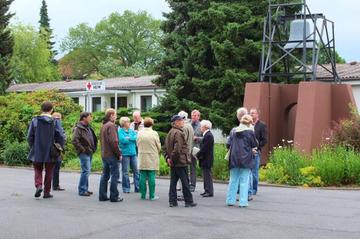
7 75 166 112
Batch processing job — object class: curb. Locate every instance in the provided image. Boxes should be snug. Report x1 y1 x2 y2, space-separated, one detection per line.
2 165 360 191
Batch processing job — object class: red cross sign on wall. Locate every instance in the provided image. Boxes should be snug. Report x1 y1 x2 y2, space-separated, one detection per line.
86 82 93 91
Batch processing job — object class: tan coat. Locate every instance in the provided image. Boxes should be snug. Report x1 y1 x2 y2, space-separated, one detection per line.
137 128 161 170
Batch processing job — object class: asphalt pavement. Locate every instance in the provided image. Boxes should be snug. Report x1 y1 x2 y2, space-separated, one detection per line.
0 167 359 239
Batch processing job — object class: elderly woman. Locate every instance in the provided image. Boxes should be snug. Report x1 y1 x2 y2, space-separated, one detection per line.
137 117 161 200
196 120 214 197
226 114 257 207
118 116 139 193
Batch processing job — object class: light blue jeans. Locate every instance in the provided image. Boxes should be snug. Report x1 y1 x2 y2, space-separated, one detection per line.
249 152 260 196
226 168 250 207
78 153 92 195
121 155 139 193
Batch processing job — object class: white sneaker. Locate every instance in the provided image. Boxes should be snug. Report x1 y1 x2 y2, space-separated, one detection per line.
150 196 160 201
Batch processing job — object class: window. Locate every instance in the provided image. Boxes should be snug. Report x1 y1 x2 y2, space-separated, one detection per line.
110 97 127 109
141 96 152 112
71 97 79 104
92 97 102 112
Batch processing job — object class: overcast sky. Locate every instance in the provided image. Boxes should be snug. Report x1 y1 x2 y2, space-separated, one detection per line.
9 0 360 62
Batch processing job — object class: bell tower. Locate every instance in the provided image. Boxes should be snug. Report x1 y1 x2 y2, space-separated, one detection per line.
260 0 339 82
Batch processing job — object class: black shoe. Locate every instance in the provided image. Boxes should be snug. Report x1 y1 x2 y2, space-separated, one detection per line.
185 202 197 207
190 187 195 192
87 191 93 195
169 202 178 207
177 196 184 201
248 196 253 201
99 197 110 202
34 187 43 198
79 192 91 197
43 194 53 199
53 186 65 191
202 193 213 197
200 192 206 196
110 197 124 202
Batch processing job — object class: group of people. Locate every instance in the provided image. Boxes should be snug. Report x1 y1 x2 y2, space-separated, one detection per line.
27 101 266 208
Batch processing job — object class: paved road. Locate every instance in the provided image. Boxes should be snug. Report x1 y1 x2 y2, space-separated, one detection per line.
0 167 359 239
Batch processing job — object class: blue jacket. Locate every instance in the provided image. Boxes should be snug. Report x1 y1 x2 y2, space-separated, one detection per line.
118 127 137 156
27 115 65 163
227 125 257 169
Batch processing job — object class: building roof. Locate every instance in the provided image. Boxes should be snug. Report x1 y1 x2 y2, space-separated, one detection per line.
316 62 360 81
6 75 162 93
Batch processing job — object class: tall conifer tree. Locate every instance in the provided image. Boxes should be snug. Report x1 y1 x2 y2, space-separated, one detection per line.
0 0 14 93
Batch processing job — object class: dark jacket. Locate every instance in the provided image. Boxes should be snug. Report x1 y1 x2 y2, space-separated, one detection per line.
254 120 267 151
72 122 98 155
164 125 191 167
196 131 214 169
100 121 121 159
27 115 65 163
227 125 257 169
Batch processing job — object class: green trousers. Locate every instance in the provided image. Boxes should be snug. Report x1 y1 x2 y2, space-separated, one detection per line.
139 170 156 199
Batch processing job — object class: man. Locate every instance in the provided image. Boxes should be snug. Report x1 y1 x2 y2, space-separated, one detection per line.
165 115 197 208
196 120 214 197
249 108 267 197
52 112 66 191
27 102 65 199
237 107 248 125
190 109 202 191
72 112 98 197
99 108 123 202
177 111 194 194
130 111 144 132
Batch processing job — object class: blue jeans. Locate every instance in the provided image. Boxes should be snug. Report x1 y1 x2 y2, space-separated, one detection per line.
249 152 260 196
226 168 250 207
78 153 92 195
121 155 139 193
99 156 120 201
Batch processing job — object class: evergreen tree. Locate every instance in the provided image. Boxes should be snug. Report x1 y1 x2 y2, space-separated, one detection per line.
39 0 57 60
155 0 269 133
0 0 14 94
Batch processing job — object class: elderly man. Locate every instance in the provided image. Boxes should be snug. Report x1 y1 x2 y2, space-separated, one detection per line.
196 120 214 197
237 107 248 125
165 115 197 208
190 109 202 191
130 111 144 132
176 111 194 194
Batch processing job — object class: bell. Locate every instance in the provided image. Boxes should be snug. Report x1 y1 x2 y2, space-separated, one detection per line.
284 19 316 49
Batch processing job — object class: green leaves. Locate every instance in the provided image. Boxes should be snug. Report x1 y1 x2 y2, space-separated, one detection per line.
156 0 268 133
60 11 163 79
9 23 60 83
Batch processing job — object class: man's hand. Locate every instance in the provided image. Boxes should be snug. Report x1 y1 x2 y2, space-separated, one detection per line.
167 158 173 167
119 155 122 161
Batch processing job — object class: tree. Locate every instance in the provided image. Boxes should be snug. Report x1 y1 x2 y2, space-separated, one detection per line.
39 0 57 60
155 0 270 133
9 24 60 83
0 0 14 94
61 10 163 78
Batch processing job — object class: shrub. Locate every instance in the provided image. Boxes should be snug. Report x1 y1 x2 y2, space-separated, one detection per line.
1 141 29 166
299 166 323 187
332 107 360 151
263 163 289 184
312 146 346 186
212 144 229 181
269 146 308 185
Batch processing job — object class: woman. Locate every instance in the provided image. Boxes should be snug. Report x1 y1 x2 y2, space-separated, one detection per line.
196 120 214 197
118 116 139 193
51 112 66 191
226 114 257 207
137 117 161 200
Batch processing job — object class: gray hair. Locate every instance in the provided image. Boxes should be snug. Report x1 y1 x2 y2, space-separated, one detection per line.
132 111 141 117
200 120 212 130
119 117 130 127
178 110 188 120
237 107 248 116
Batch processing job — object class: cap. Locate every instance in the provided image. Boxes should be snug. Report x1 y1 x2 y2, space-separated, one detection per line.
171 115 185 122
